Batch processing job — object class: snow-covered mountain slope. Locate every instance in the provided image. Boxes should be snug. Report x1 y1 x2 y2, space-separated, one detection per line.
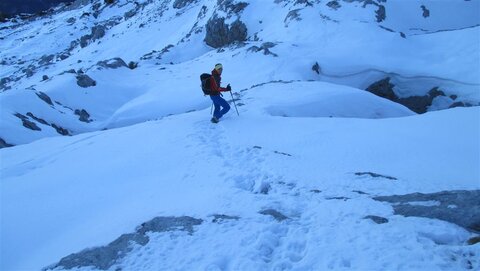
1 86 479 270
0 0 479 146
0 0 479 270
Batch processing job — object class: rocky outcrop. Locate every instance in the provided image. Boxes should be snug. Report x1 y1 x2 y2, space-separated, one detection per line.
173 0 196 9
365 77 464 114
76 74 96 88
0 138 14 148
374 190 480 232
36 91 53 106
204 17 247 48
14 113 41 131
80 25 106 48
47 216 203 270
74 109 92 123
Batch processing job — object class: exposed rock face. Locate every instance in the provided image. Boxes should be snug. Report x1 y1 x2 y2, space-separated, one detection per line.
365 78 460 114
375 5 386 22
374 190 480 232
47 216 203 270
76 74 96 88
421 5 430 18
0 137 14 148
35 91 53 106
74 109 92 123
14 113 41 131
204 16 247 48
366 77 398 101
80 25 106 48
173 0 196 9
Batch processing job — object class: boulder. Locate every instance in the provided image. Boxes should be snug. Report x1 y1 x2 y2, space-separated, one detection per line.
76 74 96 88
74 109 91 122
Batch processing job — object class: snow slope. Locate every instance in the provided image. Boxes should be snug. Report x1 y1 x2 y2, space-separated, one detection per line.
1 81 480 270
1 0 480 270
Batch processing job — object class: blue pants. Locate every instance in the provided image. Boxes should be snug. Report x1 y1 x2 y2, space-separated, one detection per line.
210 95 230 119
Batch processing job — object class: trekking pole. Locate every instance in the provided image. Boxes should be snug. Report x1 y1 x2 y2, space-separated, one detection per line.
229 90 240 116
210 102 214 115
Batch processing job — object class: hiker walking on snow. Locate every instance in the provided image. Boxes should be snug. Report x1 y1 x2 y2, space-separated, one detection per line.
209 63 231 123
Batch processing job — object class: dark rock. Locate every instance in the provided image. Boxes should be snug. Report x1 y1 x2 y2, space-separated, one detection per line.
285 9 302 25
39 54 55 65
295 0 313 7
204 16 247 48
374 190 480 232
312 62 320 74
66 17 76 24
428 87 445 98
74 109 91 122
397 95 431 114
124 9 136 19
42 75 49 81
310 189 322 193
353 190 369 195
26 112 48 125
228 19 248 44
365 77 398 101
97 58 127 69
48 216 202 270
36 91 53 105
173 0 195 9
449 101 472 109
212 214 240 223
24 68 34 77
396 87 445 114
326 196 350 201
0 138 14 148
128 61 138 69
327 0 341 9
364 215 389 224
80 25 106 48
421 5 430 18
259 209 289 221
468 236 480 245
355 172 397 180
375 5 386 22
14 113 41 131
51 123 70 136
76 74 96 88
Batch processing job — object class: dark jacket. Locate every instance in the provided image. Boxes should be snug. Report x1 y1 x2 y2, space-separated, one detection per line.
210 69 228 96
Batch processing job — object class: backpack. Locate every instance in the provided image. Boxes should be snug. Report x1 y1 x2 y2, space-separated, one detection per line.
200 73 213 95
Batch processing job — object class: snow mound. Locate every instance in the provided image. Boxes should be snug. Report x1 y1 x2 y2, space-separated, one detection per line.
244 81 414 119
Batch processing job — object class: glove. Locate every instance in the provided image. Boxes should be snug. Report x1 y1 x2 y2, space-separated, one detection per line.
226 84 231 91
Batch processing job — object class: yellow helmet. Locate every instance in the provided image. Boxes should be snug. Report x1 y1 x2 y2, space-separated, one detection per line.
214 63 223 71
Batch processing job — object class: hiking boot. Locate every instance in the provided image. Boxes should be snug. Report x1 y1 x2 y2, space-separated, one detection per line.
210 117 219 123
